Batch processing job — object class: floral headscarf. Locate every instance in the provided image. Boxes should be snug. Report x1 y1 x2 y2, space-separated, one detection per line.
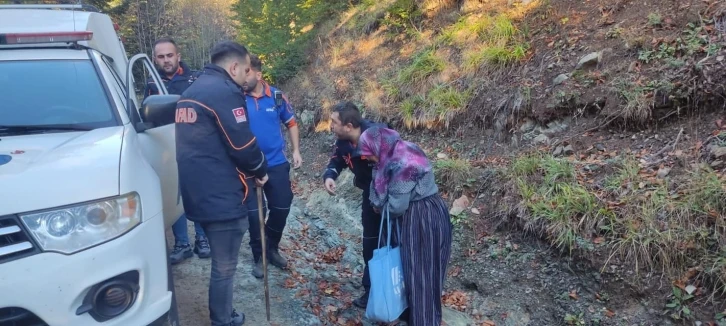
359 127 432 206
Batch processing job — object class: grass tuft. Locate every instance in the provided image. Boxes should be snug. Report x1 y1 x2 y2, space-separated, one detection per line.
511 154 613 252
510 152 726 295
397 48 446 85
434 158 474 193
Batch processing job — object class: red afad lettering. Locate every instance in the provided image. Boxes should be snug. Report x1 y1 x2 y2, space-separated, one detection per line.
175 107 198 123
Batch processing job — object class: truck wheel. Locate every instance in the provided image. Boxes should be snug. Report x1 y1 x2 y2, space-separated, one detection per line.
150 242 180 326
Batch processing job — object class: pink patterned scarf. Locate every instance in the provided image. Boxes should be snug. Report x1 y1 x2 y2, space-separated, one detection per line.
359 127 432 205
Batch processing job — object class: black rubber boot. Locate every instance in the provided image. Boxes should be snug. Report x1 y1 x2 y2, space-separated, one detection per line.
267 248 288 270
251 258 264 279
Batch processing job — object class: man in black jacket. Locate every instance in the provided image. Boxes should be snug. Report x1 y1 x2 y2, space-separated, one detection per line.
143 37 201 98
143 37 210 264
175 41 268 326
322 101 388 309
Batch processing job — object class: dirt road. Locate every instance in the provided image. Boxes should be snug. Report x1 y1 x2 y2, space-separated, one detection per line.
166 170 671 326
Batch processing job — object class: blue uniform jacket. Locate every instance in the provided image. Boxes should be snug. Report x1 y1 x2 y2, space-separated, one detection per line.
245 81 297 168
322 120 388 191
175 64 268 223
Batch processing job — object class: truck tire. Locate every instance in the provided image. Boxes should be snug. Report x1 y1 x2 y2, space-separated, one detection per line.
149 242 181 326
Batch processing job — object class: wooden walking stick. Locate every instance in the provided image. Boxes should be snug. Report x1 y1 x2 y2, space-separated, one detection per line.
256 187 271 321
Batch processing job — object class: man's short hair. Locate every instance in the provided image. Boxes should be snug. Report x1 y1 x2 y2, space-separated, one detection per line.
210 41 249 65
153 37 178 53
333 101 363 128
250 54 262 72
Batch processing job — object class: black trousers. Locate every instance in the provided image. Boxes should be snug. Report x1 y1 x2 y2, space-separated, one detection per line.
199 218 248 326
247 162 294 260
361 187 384 290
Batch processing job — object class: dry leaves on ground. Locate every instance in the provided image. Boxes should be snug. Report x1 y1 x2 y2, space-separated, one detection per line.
442 290 469 312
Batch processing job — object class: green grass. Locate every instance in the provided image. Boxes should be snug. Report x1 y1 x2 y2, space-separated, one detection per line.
510 152 726 297
464 44 528 69
433 158 473 193
612 77 674 123
398 85 471 129
428 85 471 115
437 13 528 71
397 48 446 85
511 154 614 252
603 156 641 192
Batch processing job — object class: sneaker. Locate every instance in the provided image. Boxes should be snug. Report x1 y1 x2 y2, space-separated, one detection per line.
353 290 369 309
251 258 264 279
169 244 192 265
230 309 245 326
194 237 211 258
267 248 288 269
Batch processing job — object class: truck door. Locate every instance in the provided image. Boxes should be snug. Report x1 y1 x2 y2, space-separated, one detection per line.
125 53 183 229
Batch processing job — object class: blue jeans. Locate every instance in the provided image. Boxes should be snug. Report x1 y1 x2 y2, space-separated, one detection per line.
200 217 248 326
172 213 206 245
247 162 293 260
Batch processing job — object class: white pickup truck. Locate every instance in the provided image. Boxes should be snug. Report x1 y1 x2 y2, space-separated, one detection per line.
0 3 183 325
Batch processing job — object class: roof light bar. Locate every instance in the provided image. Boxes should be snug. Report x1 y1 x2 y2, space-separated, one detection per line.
0 31 93 45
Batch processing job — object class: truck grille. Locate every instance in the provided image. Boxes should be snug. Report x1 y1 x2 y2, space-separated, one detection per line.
0 307 47 326
0 216 39 264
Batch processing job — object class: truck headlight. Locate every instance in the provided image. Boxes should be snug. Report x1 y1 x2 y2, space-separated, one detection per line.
20 193 141 254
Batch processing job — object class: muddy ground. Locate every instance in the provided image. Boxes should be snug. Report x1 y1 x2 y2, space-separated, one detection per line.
166 165 681 326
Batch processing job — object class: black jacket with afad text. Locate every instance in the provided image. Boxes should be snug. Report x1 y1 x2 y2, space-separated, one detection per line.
322 120 388 191
175 64 267 223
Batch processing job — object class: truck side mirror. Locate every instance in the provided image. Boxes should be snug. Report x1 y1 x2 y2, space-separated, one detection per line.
137 94 180 132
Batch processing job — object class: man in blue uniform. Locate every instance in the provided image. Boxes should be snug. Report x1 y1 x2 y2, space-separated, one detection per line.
175 41 268 326
143 37 210 264
241 54 302 278
322 101 388 309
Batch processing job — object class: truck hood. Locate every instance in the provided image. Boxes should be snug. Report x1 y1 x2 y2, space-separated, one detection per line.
0 126 124 216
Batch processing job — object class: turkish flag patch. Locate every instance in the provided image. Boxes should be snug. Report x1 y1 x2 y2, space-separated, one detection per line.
232 107 247 123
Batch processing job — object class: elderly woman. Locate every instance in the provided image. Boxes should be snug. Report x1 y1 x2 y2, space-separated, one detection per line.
359 126 453 326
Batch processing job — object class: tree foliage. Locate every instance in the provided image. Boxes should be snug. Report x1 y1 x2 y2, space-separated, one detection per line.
110 0 236 70
233 0 348 84
7 0 349 78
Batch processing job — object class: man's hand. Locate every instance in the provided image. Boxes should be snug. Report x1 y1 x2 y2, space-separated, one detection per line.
373 206 381 214
292 150 303 169
256 174 269 187
324 178 336 196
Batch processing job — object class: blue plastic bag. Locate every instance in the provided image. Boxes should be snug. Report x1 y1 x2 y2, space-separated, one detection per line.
365 208 408 323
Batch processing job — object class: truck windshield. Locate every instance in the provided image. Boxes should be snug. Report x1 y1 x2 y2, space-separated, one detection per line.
0 60 117 133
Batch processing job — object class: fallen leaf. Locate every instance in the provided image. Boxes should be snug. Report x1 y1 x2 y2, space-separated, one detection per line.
448 266 462 277
605 309 615 318
284 278 297 288
442 290 469 312
483 320 496 326
593 237 605 244
569 290 579 300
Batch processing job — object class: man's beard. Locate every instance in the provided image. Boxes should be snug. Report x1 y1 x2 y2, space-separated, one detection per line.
243 79 258 92
163 63 178 75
